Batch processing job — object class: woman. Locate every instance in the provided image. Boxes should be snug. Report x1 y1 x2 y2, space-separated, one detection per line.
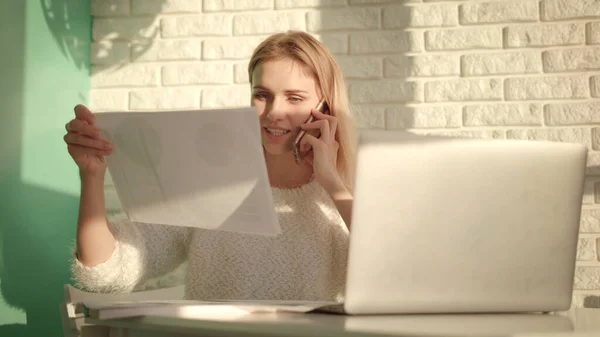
63 30 357 301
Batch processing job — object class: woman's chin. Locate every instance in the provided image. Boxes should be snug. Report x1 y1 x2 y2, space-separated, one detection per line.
262 144 292 156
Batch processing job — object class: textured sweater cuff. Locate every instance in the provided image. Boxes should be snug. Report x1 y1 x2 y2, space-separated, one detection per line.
70 240 132 294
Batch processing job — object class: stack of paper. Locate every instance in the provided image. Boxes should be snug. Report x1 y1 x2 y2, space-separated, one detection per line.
62 284 341 322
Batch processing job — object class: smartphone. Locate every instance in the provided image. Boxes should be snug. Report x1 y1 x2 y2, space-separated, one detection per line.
293 99 328 164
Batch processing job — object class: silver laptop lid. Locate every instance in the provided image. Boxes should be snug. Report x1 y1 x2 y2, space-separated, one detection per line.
345 130 587 314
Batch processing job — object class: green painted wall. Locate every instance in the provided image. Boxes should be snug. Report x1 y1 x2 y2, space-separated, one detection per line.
0 1 90 336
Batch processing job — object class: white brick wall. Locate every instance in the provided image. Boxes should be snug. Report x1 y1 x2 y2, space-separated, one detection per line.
89 0 600 305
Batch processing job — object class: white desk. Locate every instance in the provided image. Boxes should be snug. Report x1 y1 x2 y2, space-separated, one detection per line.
84 308 600 337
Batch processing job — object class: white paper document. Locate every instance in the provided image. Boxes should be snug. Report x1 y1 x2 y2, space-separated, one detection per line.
80 299 341 320
94 107 281 236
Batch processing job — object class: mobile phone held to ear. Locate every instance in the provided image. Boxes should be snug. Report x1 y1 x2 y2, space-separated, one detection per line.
293 99 328 164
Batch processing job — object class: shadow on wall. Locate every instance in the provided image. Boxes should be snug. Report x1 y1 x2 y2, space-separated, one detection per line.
0 2 89 336
84 0 167 73
40 0 90 72
0 0 27 331
584 296 600 308
0 1 160 336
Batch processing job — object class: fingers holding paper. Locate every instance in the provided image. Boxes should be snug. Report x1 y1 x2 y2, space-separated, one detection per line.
63 104 112 176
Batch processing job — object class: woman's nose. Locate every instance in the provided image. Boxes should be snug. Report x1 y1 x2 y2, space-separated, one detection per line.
265 98 286 120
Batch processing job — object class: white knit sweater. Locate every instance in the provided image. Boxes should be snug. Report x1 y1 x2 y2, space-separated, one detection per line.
71 180 350 302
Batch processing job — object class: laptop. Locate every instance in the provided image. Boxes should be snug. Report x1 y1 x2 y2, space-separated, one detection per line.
302 129 587 315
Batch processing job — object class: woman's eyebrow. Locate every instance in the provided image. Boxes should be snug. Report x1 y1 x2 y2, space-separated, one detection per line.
252 85 308 94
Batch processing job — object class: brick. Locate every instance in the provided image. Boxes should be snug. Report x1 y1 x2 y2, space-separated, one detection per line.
204 0 272 12
308 8 380 32
129 88 200 110
91 64 159 88
91 41 129 65
425 79 502 102
201 85 252 108
541 0 600 20
581 209 600 232
276 0 346 8
91 0 129 16
353 106 385 128
545 102 600 126
234 62 249 84
425 28 502 51
506 128 591 148
504 24 585 48
161 15 230 38
383 5 458 28
575 293 600 308
593 128 600 150
386 106 461 129
348 80 421 103
132 0 201 14
93 17 159 41
588 22 600 45
583 179 600 205
350 31 422 54
162 64 232 85
505 76 588 100
88 90 129 111
234 12 305 35
420 129 505 139
132 39 200 61
588 152 600 175
385 55 459 77
462 51 542 76
460 1 537 24
583 180 596 204
203 36 268 60
313 33 348 54
577 238 597 261
591 76 600 97
543 48 600 73
336 56 382 79
574 267 600 290
598 238 600 261
571 293 593 308
464 104 542 127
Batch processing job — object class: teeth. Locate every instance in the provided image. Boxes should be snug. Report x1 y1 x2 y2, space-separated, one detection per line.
267 128 289 136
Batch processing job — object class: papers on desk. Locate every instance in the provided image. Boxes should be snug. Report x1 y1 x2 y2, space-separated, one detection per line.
79 299 341 320
66 285 341 320
94 107 280 236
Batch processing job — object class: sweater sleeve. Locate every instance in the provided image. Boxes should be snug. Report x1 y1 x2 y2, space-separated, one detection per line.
70 211 191 294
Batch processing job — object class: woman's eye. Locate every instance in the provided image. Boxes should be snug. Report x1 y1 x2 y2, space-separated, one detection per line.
289 97 303 102
253 93 268 99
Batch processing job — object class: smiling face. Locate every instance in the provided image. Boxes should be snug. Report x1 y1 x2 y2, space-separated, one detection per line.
251 58 322 156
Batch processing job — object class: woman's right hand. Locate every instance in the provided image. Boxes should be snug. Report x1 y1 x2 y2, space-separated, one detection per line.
64 104 113 178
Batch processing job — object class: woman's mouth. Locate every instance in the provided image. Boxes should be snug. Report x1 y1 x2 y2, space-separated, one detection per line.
264 127 291 140
265 127 290 135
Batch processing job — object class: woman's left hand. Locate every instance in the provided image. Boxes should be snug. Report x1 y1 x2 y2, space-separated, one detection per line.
299 108 348 197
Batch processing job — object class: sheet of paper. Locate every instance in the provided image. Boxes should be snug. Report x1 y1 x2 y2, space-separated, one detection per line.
80 299 340 320
94 107 281 236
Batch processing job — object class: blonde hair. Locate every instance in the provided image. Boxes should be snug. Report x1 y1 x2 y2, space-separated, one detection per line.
248 31 356 190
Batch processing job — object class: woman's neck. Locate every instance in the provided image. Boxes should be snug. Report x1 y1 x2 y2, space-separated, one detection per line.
264 149 313 188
